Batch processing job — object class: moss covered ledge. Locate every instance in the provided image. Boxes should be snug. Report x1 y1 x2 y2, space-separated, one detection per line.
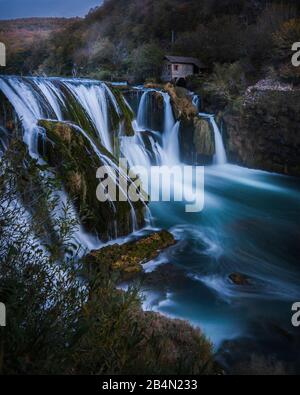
164 83 198 121
86 230 176 278
38 119 145 240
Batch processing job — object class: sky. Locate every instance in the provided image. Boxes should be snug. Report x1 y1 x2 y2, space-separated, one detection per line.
0 0 102 19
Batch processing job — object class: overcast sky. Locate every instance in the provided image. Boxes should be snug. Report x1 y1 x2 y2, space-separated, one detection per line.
0 0 102 19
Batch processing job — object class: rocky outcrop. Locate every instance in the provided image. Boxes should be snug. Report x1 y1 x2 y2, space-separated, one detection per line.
179 116 215 165
229 273 251 286
109 86 135 137
193 117 215 157
164 83 197 120
86 230 176 278
224 85 300 177
38 120 145 240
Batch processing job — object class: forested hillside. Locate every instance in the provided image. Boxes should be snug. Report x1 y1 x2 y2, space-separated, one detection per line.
1 0 300 84
0 18 78 74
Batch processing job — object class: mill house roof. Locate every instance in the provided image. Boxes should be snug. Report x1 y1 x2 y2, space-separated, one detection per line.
164 55 205 69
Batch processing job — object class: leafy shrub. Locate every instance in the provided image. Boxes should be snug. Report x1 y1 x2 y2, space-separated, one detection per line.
203 62 246 109
129 43 164 83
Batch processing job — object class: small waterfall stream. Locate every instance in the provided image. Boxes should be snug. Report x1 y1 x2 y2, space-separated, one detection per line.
122 88 181 167
199 112 227 165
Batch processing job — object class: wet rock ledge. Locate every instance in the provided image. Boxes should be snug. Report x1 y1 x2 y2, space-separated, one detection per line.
86 230 176 278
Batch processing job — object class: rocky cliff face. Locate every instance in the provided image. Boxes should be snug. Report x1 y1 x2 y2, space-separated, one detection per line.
224 84 300 177
179 117 215 165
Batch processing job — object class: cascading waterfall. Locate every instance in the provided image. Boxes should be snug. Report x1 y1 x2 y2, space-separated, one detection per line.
192 94 201 112
136 90 151 129
162 121 180 166
129 91 300 351
122 89 181 168
0 75 144 240
161 92 180 165
199 112 227 165
0 76 122 154
61 80 113 152
2 75 300 359
0 77 48 156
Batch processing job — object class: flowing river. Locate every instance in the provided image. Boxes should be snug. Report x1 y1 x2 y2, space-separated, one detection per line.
124 88 300 365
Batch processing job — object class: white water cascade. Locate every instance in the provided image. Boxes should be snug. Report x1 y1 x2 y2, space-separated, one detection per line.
0 76 122 155
161 92 180 165
0 76 147 240
123 89 181 168
136 90 152 129
192 94 201 112
61 80 113 152
199 113 227 165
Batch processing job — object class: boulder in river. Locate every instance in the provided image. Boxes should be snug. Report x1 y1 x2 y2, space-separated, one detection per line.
229 273 251 286
86 230 176 278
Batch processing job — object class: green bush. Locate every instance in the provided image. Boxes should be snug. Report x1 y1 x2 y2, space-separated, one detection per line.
129 42 164 83
203 62 246 109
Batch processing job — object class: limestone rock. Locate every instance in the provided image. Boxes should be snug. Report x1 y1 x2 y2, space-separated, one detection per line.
224 86 300 176
193 117 215 156
229 273 251 286
86 230 176 278
164 83 197 120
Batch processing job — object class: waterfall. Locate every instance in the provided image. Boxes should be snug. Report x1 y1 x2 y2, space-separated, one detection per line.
162 92 175 135
62 80 113 152
136 91 149 129
162 121 181 166
192 95 201 112
0 76 49 156
122 89 181 167
211 117 227 165
161 92 180 165
0 75 145 239
0 76 124 155
199 113 227 165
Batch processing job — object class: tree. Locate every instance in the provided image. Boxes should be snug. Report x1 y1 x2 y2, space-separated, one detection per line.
129 43 164 82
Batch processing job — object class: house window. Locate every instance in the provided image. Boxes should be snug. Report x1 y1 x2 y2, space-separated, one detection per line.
174 64 179 71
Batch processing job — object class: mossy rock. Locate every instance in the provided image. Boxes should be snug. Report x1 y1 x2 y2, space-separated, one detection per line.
164 83 197 121
86 230 176 278
229 273 251 286
224 88 300 176
193 117 215 156
109 86 135 137
38 120 145 240
57 83 100 144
